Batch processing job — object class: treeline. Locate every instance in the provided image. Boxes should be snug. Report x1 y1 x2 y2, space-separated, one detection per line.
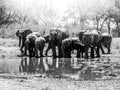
0 0 120 38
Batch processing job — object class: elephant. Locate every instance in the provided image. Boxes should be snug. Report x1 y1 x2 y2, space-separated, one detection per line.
61 37 85 58
100 33 112 54
35 37 46 57
78 30 102 58
47 28 69 58
26 33 37 57
19 57 39 73
16 29 32 55
43 34 53 56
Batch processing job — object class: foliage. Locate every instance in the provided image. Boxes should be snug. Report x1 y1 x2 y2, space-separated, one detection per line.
0 0 120 37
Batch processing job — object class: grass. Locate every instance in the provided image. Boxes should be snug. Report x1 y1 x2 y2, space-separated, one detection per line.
111 38 120 49
0 38 18 47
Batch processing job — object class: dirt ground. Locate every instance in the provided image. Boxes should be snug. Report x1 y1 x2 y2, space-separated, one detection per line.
0 38 120 90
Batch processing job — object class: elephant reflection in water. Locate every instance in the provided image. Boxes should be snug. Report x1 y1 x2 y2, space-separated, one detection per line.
45 58 74 76
19 57 74 75
19 57 28 73
45 58 63 76
19 57 40 73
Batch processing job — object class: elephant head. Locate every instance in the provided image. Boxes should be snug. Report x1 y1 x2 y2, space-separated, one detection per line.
47 28 69 58
16 29 32 55
16 29 32 47
16 30 24 47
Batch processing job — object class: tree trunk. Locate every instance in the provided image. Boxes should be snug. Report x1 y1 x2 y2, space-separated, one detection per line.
107 18 111 34
116 21 120 37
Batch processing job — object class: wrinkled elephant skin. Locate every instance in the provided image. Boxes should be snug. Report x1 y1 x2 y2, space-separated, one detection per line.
35 37 46 57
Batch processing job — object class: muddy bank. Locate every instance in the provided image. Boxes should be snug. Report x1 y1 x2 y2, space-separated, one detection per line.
0 74 120 90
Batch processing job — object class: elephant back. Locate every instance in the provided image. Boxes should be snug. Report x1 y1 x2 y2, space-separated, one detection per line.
35 37 46 46
16 29 32 38
71 37 80 44
26 33 37 43
35 37 46 43
24 29 32 36
56 28 69 42
62 38 72 48
33 32 41 37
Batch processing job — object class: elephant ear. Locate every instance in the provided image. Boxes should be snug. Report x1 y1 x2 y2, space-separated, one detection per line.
16 30 20 37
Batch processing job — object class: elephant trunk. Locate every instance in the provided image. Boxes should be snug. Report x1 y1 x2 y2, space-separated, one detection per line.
61 45 65 57
19 36 22 47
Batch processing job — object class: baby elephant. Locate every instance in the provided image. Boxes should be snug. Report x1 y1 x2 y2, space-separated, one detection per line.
35 37 46 57
61 37 85 58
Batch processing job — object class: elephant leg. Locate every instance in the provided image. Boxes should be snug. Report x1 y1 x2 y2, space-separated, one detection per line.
40 48 43 57
91 46 95 58
107 45 111 54
51 43 56 58
22 39 27 55
96 44 100 58
35 48 39 58
81 51 84 58
35 44 38 57
67 49 71 58
85 46 89 59
61 46 65 57
33 44 36 57
29 45 32 57
45 44 51 56
64 50 68 58
31 45 34 57
20 43 24 54
29 43 34 57
58 46 63 58
76 49 80 58
100 44 105 54
40 45 44 57
63 48 67 58
24 43 28 56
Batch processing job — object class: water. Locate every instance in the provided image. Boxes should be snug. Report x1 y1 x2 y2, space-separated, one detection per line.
0 56 120 80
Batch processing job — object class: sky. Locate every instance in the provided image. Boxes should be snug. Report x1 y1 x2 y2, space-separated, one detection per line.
9 0 107 13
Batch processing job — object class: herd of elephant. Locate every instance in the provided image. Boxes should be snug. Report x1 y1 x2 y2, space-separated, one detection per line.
16 28 112 59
